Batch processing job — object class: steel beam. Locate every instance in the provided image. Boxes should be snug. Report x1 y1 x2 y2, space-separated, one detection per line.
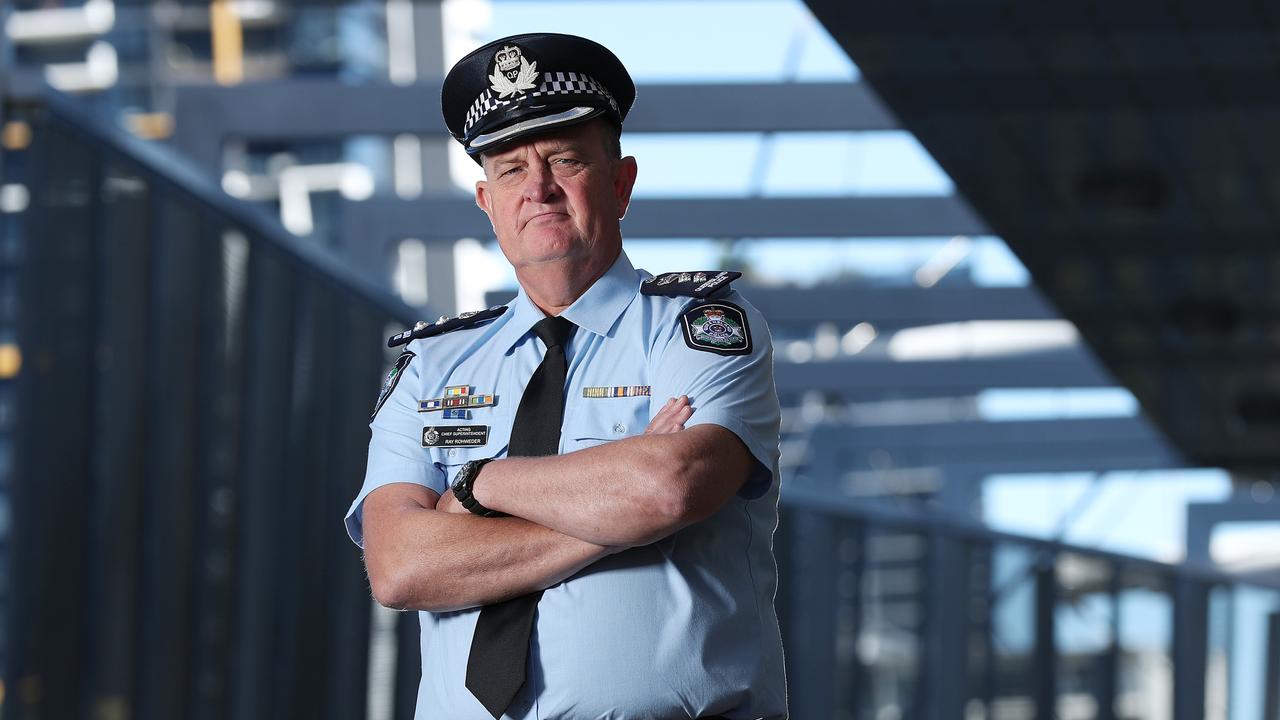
745 285 1060 324
171 81 898 170
1171 577 1210 720
1185 492 1280 566
1033 558 1057 720
1266 612 1279 720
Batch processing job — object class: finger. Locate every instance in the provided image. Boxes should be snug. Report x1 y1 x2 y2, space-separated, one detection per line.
648 397 680 422
645 396 692 434
645 413 678 434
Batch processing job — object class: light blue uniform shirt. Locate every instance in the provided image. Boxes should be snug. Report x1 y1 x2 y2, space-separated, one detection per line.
346 251 787 719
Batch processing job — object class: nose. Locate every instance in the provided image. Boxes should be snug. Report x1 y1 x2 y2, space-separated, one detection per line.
521 161 560 204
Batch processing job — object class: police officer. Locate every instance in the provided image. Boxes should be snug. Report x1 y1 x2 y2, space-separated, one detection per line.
345 33 786 719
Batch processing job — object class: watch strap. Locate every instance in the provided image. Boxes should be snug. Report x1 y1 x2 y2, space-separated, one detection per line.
452 457 504 517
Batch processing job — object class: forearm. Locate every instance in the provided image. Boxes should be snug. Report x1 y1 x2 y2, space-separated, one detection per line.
472 427 745 547
367 498 612 612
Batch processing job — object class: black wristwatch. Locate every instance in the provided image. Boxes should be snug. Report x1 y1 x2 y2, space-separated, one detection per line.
451 458 504 517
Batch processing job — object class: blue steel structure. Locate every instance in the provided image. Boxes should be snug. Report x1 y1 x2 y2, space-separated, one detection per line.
3 87 1276 720
1 2 1278 720
7 91 415 720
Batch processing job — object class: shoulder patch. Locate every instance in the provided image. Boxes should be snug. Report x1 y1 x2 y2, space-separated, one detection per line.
680 300 752 356
641 270 741 299
387 305 509 347
371 350 414 421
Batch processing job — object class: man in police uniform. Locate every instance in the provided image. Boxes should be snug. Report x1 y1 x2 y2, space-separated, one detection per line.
345 33 787 719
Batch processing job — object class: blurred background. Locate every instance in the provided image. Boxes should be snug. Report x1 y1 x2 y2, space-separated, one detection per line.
1 0 1278 718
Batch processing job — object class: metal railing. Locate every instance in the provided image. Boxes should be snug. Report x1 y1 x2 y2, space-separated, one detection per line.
7 89 418 720
779 483 1280 720
4 89 1278 720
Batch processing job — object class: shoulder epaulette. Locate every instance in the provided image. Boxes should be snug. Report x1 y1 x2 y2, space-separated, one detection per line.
640 270 741 299
387 305 509 348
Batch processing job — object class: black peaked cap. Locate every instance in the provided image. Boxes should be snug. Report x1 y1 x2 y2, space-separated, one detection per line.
442 33 635 161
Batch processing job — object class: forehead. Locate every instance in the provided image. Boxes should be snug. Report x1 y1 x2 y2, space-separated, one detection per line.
485 121 606 163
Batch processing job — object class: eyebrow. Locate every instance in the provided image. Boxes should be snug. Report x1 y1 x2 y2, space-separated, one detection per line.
545 140 590 155
489 156 524 173
488 138 588 171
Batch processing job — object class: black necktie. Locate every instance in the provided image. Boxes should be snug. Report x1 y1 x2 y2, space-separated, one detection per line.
466 315 576 718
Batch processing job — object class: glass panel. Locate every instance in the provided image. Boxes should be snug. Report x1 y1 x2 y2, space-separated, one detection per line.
1055 553 1114 720
985 545 1037 720
1227 585 1280 720
1206 585 1231 720
855 528 925 719
1115 568 1173 720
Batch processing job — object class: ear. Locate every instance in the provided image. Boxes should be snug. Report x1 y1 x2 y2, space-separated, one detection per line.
474 180 500 235
613 156 639 219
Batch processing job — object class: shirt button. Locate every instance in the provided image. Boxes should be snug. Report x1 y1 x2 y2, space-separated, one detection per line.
613 423 626 434
447 448 457 458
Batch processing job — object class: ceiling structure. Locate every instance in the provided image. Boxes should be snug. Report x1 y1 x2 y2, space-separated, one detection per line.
806 0 1280 478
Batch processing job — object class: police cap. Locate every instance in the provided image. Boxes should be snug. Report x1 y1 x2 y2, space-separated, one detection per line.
441 33 635 162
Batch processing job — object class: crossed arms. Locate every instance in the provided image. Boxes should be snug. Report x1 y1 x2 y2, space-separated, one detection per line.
360 396 755 612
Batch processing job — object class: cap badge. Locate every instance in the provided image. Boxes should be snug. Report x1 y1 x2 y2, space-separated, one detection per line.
489 45 539 98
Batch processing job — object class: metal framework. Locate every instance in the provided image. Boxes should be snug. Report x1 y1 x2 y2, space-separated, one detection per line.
5 4 1278 718
170 81 899 170
5 82 1277 720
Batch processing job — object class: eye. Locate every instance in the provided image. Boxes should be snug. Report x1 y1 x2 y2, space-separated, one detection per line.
499 166 522 178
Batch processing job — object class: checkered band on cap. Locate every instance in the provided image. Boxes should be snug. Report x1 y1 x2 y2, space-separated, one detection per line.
462 71 621 137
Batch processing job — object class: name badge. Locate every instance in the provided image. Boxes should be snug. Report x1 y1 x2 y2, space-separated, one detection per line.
422 425 489 448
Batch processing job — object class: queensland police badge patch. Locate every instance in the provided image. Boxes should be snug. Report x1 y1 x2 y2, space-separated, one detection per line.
680 301 751 356
371 350 415 421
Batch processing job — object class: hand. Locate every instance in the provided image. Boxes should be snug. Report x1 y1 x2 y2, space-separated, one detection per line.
645 395 693 435
434 487 470 515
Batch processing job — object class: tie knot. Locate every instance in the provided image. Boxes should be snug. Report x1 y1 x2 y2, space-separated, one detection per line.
532 315 576 349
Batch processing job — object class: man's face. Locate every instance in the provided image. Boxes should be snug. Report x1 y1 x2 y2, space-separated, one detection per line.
475 120 637 275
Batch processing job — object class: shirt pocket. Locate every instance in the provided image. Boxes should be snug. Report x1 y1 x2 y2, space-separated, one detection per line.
427 409 512 484
435 442 512 487
564 396 652 450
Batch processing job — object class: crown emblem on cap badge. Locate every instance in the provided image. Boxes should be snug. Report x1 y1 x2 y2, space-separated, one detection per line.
489 44 539 98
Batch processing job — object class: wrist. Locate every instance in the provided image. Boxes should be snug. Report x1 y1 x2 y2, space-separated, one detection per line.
451 458 505 517
468 458 498 510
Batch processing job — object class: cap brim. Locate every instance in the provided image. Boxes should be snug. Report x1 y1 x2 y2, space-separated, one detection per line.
467 105 604 159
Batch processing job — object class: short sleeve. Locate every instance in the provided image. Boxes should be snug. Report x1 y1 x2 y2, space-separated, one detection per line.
344 346 448 548
648 292 781 499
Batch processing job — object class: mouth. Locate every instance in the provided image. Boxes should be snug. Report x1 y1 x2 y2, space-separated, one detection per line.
523 211 569 229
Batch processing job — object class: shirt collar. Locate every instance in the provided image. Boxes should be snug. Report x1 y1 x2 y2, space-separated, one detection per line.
560 250 639 337
489 250 640 353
